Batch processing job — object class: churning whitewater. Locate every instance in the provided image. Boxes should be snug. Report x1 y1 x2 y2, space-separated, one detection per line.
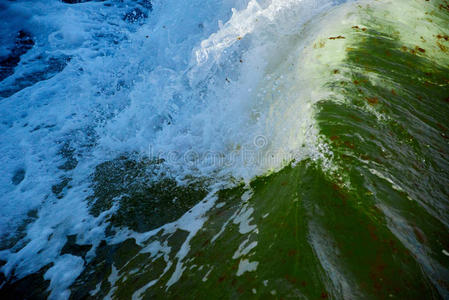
1 0 448 299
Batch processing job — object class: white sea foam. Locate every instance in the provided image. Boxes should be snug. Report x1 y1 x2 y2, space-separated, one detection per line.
98 0 342 182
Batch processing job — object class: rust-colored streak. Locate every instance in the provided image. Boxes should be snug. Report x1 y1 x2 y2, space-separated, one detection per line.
366 97 379 105
329 36 346 40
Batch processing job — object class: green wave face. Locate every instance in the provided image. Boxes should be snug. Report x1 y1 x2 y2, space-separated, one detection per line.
3 0 448 299
76 1 449 299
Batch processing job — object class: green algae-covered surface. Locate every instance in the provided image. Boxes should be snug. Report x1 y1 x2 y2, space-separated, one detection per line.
1 0 449 299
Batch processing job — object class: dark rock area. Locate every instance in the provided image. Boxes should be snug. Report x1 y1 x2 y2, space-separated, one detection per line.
61 235 92 258
88 155 208 232
0 31 34 82
11 168 25 185
0 264 52 300
58 142 79 171
123 7 147 23
139 0 153 10
61 0 97 4
51 176 72 199
69 238 141 299
0 209 38 252
0 56 70 98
